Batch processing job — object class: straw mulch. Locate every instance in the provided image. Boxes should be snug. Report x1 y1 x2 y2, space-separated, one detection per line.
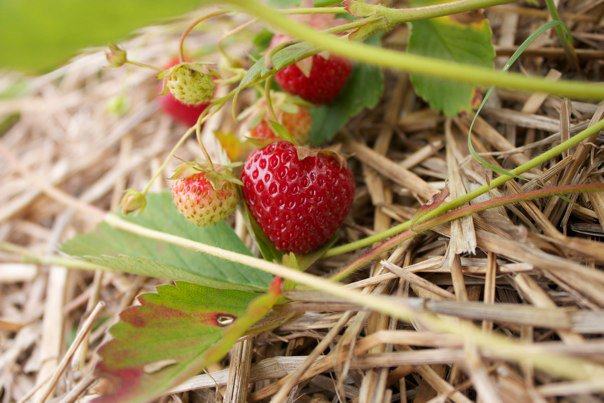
1 2 603 402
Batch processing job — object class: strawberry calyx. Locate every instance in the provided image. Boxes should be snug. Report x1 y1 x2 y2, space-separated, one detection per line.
170 161 243 190
244 135 273 148
295 144 347 167
157 61 215 81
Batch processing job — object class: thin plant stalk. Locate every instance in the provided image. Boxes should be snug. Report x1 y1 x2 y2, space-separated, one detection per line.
325 118 604 257
467 19 564 180
220 0 604 99
328 182 604 282
98 207 604 384
544 0 579 70
348 0 513 23
178 10 228 62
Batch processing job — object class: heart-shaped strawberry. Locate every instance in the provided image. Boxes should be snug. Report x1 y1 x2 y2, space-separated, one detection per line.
241 141 355 254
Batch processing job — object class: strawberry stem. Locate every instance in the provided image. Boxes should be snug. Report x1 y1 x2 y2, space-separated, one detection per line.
348 0 513 23
544 0 580 71
141 105 217 195
325 118 604 257
282 7 345 15
221 0 604 99
178 10 228 63
142 126 196 195
328 182 604 282
125 60 161 72
264 78 278 122
196 119 215 170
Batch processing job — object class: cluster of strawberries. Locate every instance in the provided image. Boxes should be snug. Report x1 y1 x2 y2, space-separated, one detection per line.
158 35 355 254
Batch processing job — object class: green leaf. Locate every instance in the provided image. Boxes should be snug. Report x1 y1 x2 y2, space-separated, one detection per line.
0 0 202 72
237 41 316 93
95 280 281 403
241 203 283 263
268 119 296 143
407 0 495 116
61 193 273 291
272 42 316 70
309 62 383 145
237 58 270 92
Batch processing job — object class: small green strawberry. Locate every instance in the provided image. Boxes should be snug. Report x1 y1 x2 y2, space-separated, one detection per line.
165 63 215 106
171 162 241 227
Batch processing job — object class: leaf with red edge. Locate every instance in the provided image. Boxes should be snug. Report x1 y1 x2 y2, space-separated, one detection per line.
94 279 282 403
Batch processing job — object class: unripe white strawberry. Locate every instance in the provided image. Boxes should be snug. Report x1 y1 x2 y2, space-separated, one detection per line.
166 64 215 106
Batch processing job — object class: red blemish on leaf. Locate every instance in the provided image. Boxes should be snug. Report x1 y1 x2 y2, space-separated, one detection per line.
146 303 189 320
120 306 146 328
91 281 265 402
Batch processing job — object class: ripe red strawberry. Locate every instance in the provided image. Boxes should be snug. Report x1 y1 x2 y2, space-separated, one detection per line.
250 106 312 144
171 164 239 227
275 55 352 104
241 141 355 254
159 58 210 126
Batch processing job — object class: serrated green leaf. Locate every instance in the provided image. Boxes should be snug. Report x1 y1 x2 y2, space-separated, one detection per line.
309 62 383 145
61 192 273 291
237 41 316 94
408 0 495 116
0 0 203 72
95 281 281 403
237 58 270 92
272 42 317 70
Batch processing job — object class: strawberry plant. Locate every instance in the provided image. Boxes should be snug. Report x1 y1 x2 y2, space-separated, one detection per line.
1 0 604 402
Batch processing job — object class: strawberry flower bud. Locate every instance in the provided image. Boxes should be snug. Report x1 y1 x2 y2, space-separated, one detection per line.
120 189 147 214
106 44 128 68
